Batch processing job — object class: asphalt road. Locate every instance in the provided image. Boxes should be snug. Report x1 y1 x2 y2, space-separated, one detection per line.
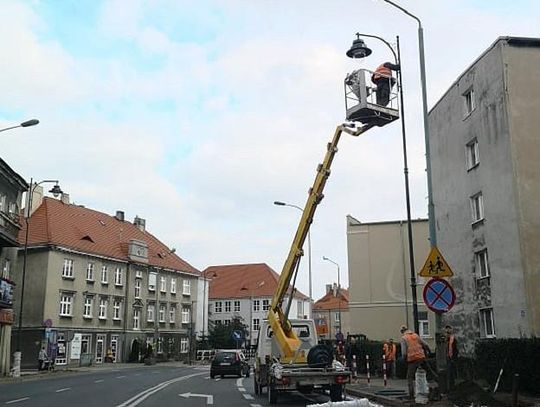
0 365 339 406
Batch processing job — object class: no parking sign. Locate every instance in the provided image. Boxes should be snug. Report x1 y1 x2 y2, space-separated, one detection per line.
423 278 456 314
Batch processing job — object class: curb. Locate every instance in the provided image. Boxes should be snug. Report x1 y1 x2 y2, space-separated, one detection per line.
347 387 409 407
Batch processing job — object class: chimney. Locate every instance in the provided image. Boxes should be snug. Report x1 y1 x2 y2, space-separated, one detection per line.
115 211 125 221
24 184 43 217
134 216 146 232
61 193 70 205
326 284 333 294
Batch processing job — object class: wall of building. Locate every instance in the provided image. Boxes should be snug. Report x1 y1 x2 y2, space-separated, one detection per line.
504 42 540 336
347 218 434 346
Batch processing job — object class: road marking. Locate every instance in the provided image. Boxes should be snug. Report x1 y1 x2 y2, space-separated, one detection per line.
236 377 243 387
243 394 254 400
204 376 210 379
116 375 127 379
55 388 71 393
214 378 221 381
134 373 142 376
238 387 246 392
115 372 206 407
5 398 29 404
179 393 214 405
250 404 263 407
94 379 104 383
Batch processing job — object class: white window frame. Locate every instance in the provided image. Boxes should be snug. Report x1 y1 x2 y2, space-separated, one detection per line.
418 311 430 337
334 312 340 323
180 338 189 353
463 87 475 116
101 265 108 284
99 298 108 320
147 304 155 322
253 300 260 312
214 301 222 313
114 267 123 286
134 279 141 299
86 262 94 281
159 304 166 322
234 301 240 312
182 308 190 324
160 276 166 293
62 259 74 278
475 249 490 278
169 306 176 323
135 269 143 279
183 279 191 295
470 192 484 223
225 301 231 313
224 319 231 326
113 300 122 320
170 278 177 294
148 272 157 291
262 299 270 311
297 300 304 318
480 308 496 338
133 308 140 330
59 294 73 317
253 318 260 331
83 297 93 318
466 139 479 170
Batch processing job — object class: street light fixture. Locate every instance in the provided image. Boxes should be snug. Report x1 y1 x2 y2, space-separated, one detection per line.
322 256 342 334
345 32 419 334
273 200 312 315
0 119 39 133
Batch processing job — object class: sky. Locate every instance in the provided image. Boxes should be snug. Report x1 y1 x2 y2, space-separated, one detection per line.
1 0 539 301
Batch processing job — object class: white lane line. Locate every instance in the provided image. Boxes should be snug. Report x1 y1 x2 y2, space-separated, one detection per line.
204 376 210 379
116 375 127 379
5 398 30 404
236 377 243 387
214 378 221 382
250 404 263 407
238 387 246 392
55 388 71 393
243 394 254 400
94 379 104 383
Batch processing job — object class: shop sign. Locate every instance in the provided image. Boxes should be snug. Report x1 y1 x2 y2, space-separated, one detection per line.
0 278 15 308
0 309 14 324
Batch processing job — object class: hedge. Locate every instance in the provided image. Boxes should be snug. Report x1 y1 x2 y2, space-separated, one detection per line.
474 338 540 395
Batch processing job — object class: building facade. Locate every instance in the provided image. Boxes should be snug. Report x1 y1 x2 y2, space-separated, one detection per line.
11 194 202 368
204 263 311 347
0 158 27 375
346 216 434 346
313 284 349 341
429 37 540 351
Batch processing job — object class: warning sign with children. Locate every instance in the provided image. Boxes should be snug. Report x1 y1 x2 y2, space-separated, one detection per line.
419 246 453 278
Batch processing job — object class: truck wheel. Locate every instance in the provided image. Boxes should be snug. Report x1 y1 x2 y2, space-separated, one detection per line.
254 376 260 395
330 384 344 402
268 381 278 404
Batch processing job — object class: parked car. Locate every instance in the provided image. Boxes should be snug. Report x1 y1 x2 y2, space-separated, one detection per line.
210 350 250 378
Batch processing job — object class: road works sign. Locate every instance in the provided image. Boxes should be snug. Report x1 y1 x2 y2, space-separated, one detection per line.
419 246 453 278
423 278 456 314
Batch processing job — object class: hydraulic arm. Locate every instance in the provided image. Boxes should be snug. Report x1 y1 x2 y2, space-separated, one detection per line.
268 122 374 363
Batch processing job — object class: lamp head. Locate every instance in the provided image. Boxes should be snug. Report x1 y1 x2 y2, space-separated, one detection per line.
20 119 39 127
273 201 286 206
49 183 63 198
346 34 372 59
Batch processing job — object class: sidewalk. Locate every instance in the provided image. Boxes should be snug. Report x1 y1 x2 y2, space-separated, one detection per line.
347 376 409 407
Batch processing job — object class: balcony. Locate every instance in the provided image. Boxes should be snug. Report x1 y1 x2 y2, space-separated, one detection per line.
0 211 22 247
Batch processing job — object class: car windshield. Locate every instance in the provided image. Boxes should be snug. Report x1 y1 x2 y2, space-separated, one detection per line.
214 352 236 362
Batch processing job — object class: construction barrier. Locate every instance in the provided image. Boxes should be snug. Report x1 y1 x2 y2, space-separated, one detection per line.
366 354 371 385
383 354 387 387
352 354 358 380
307 398 381 407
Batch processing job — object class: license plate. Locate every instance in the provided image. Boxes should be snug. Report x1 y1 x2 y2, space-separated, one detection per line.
221 362 231 366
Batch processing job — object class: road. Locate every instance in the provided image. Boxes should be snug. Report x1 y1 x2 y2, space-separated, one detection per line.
0 365 340 406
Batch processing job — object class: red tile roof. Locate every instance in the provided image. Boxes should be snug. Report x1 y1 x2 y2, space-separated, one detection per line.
313 288 349 311
19 197 199 275
205 263 308 300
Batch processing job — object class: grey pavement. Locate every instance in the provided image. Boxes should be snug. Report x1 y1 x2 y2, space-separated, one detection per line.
347 376 409 407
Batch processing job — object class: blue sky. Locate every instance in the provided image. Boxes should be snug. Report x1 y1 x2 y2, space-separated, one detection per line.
1 0 539 300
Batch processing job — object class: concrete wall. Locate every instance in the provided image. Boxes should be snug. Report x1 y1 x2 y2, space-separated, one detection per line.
347 218 433 346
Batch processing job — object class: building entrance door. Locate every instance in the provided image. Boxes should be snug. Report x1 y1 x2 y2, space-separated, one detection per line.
95 335 105 364
110 335 119 362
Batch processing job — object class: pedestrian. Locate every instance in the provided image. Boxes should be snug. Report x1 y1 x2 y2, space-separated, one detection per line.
38 347 48 371
400 325 434 399
383 338 397 378
371 62 400 107
445 325 459 390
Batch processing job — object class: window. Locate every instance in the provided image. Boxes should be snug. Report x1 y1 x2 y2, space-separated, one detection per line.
101 265 108 284
160 276 166 293
62 259 74 278
83 297 93 318
182 308 190 324
114 268 123 286
159 304 166 322
2 259 11 277
214 320 222 326
169 307 176 323
214 301 222 313
466 139 479 169
475 249 490 278
470 192 484 223
334 312 340 323
134 279 141 299
481 308 495 337
183 279 191 295
148 272 157 291
59 294 73 316
147 304 155 322
297 300 304 318
234 301 240 312
225 301 231 312
180 338 189 353
99 298 108 320
418 311 430 337
81 335 91 355
0 195 5 213
135 269 143 279
113 300 122 320
253 318 260 331
86 263 95 281
463 88 475 115
253 300 260 312
262 299 270 311
133 309 140 330
224 319 231 326
170 278 177 294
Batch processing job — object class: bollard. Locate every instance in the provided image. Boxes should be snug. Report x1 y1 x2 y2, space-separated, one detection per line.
366 354 371 386
512 373 519 407
383 354 387 387
352 354 358 380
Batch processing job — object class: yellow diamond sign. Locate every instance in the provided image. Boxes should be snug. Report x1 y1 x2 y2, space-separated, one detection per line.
419 246 453 278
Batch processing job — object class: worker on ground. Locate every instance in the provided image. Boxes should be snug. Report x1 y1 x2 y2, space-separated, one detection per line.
383 338 397 378
371 62 400 107
400 325 433 399
445 325 459 390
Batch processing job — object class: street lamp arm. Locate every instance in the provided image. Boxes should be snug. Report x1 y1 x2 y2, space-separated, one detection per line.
355 32 398 64
381 0 422 28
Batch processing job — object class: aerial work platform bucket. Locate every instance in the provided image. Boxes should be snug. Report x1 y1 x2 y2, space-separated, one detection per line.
344 69 399 127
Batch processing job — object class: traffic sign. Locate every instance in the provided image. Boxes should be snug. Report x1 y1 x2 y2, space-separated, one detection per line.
419 246 453 277
231 330 243 341
423 278 456 314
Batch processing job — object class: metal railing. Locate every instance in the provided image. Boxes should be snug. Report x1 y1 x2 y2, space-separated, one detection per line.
344 68 399 112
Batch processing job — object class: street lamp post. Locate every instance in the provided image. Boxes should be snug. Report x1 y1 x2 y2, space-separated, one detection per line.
273 200 312 315
346 32 419 334
0 119 39 134
322 256 341 334
14 178 62 376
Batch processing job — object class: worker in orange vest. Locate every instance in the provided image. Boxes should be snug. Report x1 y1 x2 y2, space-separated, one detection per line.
382 338 397 378
445 325 459 390
371 62 400 107
400 325 432 399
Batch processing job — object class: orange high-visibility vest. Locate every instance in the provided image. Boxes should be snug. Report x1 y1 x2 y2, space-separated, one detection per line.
403 332 425 362
383 343 396 362
372 64 392 81
448 334 455 358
